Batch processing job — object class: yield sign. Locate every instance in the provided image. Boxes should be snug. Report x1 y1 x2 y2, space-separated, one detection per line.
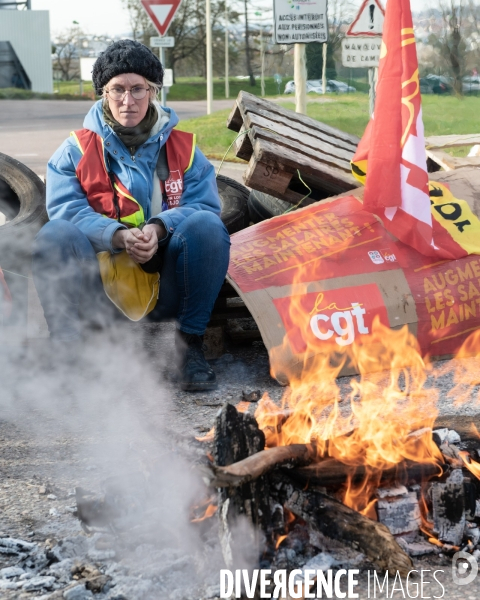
346 0 385 37
141 0 182 36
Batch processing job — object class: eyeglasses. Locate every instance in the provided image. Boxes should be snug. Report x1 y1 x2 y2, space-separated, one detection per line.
106 86 150 101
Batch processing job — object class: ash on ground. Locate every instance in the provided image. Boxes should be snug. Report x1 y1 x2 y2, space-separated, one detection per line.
1 322 480 599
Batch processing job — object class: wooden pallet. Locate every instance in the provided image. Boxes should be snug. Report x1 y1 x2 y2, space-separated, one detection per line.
425 133 480 172
226 91 361 204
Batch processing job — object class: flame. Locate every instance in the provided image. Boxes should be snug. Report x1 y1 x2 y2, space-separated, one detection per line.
255 278 447 515
460 451 480 480
191 501 218 523
195 427 215 443
471 423 480 440
275 534 288 549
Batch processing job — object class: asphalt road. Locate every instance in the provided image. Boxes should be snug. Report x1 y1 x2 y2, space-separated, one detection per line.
0 98 237 178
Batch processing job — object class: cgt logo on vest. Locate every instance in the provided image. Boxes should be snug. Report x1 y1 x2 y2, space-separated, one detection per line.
164 169 183 208
273 284 390 354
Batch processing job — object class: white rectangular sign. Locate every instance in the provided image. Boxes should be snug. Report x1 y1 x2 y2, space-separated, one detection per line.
341 37 382 68
163 68 173 87
80 57 96 82
273 0 328 45
150 36 175 48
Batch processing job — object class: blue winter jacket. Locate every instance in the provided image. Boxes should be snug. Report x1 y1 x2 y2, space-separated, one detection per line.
46 100 221 253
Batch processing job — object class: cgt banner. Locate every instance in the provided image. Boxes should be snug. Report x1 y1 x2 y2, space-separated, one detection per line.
226 169 480 383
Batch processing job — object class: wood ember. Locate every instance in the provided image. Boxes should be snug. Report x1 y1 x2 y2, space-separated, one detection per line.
396 538 437 557
271 474 413 576
376 486 421 536
291 458 443 489
213 403 270 566
432 469 466 546
207 443 317 487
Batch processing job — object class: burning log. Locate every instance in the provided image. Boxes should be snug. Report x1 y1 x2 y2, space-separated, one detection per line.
213 403 271 567
206 444 317 488
291 458 444 489
376 486 421 537
270 475 413 576
431 469 466 546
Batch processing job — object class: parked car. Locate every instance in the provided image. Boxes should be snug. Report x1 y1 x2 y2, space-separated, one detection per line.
419 74 453 94
462 76 480 93
284 79 356 94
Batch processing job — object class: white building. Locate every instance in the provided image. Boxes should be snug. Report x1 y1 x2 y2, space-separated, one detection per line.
0 6 53 93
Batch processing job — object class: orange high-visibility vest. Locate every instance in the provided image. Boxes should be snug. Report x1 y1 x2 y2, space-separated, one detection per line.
71 128 196 228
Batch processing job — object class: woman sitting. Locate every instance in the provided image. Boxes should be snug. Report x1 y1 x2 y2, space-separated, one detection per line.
33 40 230 391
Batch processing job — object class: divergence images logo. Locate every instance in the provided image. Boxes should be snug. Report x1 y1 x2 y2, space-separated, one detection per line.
273 284 390 354
452 551 478 586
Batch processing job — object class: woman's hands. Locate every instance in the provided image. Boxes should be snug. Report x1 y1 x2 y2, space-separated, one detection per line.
112 223 167 263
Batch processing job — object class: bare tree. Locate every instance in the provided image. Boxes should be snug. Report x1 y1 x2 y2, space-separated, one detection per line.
427 0 480 94
122 0 232 79
52 26 84 81
306 0 356 79
122 0 157 44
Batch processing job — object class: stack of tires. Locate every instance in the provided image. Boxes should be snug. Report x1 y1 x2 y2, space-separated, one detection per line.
217 176 303 233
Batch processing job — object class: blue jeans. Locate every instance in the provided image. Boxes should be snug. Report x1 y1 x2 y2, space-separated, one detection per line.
32 211 231 341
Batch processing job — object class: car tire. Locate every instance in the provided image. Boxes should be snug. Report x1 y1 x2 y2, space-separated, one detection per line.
216 174 250 234
0 152 47 272
247 189 301 223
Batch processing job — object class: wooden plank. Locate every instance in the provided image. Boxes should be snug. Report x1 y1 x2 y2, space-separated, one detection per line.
254 137 360 192
244 155 293 195
237 90 360 147
233 124 254 161
242 110 355 166
426 149 480 171
249 125 353 174
425 133 480 150
226 101 243 132
240 102 358 156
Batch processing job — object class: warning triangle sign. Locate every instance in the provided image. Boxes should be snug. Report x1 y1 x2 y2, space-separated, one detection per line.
141 0 182 36
346 0 385 37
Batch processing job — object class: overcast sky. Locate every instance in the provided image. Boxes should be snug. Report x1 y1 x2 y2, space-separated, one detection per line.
30 0 449 37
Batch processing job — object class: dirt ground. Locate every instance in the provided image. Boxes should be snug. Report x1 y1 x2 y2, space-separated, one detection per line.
1 321 480 599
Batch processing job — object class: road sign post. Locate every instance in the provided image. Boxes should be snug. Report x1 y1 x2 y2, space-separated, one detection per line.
141 0 183 107
273 0 328 115
341 0 385 116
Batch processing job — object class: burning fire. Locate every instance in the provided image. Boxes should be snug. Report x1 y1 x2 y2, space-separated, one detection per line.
256 317 448 514
460 451 480 480
191 498 218 523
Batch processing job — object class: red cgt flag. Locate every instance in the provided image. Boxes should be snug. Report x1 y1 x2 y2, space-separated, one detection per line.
351 0 474 259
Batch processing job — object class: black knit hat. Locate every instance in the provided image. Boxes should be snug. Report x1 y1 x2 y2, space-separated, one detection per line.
92 40 164 95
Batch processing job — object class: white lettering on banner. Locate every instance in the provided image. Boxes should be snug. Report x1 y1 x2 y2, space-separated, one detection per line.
310 303 369 346
164 169 183 207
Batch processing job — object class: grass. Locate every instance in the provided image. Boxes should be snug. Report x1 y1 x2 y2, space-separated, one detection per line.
0 87 93 101
177 93 480 160
0 77 285 102
176 109 236 161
